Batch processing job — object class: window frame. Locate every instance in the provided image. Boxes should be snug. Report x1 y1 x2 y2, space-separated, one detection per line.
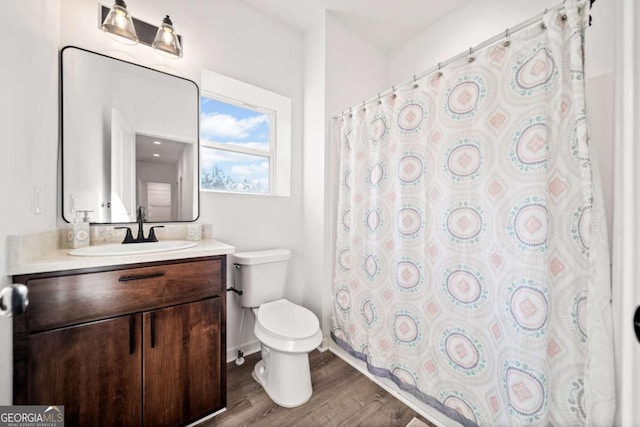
200 69 291 197
200 93 276 194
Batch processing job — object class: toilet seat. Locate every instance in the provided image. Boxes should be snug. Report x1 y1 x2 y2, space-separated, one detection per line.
257 299 319 339
253 299 323 354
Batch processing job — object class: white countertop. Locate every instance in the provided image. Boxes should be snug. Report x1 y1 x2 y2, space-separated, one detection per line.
9 239 235 276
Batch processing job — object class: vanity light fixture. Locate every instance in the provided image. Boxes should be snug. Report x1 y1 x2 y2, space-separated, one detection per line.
99 3 184 58
152 16 183 58
101 0 138 45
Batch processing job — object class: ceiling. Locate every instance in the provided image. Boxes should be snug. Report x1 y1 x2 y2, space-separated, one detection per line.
241 0 471 51
136 134 186 165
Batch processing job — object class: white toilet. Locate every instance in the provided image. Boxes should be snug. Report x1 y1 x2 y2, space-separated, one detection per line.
232 249 323 408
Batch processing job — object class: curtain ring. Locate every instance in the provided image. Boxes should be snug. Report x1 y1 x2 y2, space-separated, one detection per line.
436 62 443 77
503 28 511 47
541 9 548 29
467 47 475 63
377 93 382 105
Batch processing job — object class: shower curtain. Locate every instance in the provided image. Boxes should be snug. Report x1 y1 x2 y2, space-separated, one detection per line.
330 2 615 426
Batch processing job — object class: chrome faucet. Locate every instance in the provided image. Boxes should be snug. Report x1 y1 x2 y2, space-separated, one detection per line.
115 205 164 244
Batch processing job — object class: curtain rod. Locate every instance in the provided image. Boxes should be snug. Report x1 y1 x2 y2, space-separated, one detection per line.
332 0 592 120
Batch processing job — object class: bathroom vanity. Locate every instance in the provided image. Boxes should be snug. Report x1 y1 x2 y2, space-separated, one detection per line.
9 237 234 426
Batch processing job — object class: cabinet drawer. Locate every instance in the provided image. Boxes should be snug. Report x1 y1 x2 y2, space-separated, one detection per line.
24 258 223 332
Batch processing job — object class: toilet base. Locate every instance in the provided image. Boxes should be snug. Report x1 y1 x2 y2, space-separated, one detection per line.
252 344 313 408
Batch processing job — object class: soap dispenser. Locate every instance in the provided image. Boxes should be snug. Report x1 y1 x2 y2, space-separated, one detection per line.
65 210 92 249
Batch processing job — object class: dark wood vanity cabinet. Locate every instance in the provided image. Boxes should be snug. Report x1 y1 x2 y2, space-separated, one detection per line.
13 256 227 427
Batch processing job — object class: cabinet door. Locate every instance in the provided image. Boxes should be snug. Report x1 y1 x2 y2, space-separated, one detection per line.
28 314 142 427
143 297 223 426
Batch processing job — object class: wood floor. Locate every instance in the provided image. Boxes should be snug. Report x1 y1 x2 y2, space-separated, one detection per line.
205 350 434 427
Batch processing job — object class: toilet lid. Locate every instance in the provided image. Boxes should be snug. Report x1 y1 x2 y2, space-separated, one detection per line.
257 299 319 340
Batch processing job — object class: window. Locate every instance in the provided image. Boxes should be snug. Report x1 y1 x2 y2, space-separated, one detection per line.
200 96 273 193
200 70 291 196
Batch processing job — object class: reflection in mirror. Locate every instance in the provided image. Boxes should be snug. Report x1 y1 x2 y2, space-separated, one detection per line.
61 46 199 223
135 134 194 222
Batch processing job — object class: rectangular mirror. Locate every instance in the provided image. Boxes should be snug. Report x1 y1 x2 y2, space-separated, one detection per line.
61 46 199 223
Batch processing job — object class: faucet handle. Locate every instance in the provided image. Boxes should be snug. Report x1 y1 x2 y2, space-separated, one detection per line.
115 226 135 244
147 226 164 243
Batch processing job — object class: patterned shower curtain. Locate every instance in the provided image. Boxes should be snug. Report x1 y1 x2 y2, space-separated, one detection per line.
330 2 615 426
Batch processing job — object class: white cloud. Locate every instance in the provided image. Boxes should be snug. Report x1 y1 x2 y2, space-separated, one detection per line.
200 112 268 140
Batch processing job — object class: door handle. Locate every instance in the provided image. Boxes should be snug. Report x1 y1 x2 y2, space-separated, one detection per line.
0 284 28 317
150 312 156 349
119 272 164 282
634 306 640 343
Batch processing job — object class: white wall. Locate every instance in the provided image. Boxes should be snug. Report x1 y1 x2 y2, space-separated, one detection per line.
325 13 390 116
0 1 61 405
613 1 640 423
62 49 112 221
302 13 328 334
302 11 388 338
388 0 558 83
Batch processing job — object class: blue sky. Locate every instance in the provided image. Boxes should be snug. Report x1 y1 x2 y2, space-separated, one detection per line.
200 96 271 191
200 96 270 151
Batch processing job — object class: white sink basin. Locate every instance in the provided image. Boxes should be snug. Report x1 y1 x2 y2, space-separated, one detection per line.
68 240 197 257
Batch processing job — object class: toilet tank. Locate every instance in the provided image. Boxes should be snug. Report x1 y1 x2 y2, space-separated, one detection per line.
232 249 291 308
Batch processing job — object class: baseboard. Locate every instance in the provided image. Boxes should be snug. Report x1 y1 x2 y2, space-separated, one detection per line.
329 342 461 427
317 335 330 352
227 340 261 362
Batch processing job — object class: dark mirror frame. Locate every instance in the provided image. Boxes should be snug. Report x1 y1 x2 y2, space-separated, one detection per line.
60 46 200 224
